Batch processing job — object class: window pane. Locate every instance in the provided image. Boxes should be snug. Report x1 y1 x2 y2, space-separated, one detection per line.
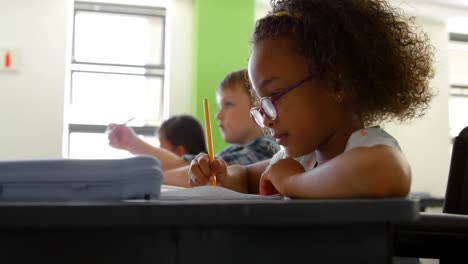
69 133 159 159
448 42 468 85
74 11 164 66
448 39 468 139
449 96 468 137
70 72 163 126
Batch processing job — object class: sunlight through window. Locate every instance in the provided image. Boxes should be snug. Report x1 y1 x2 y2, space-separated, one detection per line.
67 2 166 158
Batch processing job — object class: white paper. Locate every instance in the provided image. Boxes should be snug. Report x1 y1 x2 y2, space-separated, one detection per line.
160 185 285 200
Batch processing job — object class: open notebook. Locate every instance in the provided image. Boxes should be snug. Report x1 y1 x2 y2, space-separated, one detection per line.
160 185 285 200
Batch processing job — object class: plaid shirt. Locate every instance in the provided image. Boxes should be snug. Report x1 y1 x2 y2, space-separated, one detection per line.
182 135 280 166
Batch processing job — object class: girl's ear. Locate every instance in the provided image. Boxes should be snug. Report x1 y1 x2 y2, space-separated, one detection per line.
174 145 189 156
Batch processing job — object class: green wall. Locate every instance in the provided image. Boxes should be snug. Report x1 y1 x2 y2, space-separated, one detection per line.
193 0 255 153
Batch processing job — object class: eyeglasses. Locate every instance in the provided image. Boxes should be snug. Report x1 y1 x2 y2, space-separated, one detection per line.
250 74 314 128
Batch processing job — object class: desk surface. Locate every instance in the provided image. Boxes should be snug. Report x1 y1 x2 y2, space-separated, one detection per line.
0 198 419 228
0 199 420 264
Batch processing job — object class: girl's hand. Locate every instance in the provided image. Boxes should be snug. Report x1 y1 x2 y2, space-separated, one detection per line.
188 153 228 187
188 154 249 193
259 157 305 196
107 124 138 150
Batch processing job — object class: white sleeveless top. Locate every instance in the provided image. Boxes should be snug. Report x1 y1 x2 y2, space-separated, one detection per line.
268 127 401 171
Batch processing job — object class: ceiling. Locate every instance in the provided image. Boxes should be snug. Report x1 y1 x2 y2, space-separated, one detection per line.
258 0 468 9
423 0 468 8
257 0 468 23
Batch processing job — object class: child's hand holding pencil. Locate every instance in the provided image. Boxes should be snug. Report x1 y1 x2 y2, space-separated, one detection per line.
187 98 248 193
188 153 248 193
187 98 225 187
107 117 137 150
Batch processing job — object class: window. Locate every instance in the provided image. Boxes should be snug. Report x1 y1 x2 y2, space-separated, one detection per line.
67 2 166 159
449 85 468 139
448 33 468 139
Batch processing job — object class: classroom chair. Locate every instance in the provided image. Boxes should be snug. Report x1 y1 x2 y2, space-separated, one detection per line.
393 125 468 263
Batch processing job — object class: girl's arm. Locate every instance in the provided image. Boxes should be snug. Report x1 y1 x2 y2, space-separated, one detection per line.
274 145 411 198
224 159 270 194
245 159 271 194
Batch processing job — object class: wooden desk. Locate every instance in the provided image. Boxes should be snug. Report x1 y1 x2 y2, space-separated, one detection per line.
0 199 418 264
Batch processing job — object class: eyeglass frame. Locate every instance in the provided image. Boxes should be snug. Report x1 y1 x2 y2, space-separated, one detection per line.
250 74 314 128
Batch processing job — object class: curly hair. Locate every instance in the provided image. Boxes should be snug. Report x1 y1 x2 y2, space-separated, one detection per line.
217 69 258 106
252 0 435 126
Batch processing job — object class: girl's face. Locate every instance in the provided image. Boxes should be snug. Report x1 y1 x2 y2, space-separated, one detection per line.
216 84 262 145
248 37 348 158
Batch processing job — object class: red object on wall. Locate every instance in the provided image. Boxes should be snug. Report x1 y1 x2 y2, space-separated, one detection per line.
5 51 11 68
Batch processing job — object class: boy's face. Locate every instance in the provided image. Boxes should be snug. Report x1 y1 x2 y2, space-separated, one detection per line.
215 84 261 145
248 37 345 157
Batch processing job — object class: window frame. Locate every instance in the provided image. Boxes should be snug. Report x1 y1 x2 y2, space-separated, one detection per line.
67 1 166 158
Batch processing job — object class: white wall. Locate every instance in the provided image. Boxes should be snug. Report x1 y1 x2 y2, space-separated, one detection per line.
255 1 269 20
166 0 194 116
0 0 71 160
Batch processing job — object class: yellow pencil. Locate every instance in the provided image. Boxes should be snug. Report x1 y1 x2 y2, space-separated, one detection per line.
203 98 216 186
